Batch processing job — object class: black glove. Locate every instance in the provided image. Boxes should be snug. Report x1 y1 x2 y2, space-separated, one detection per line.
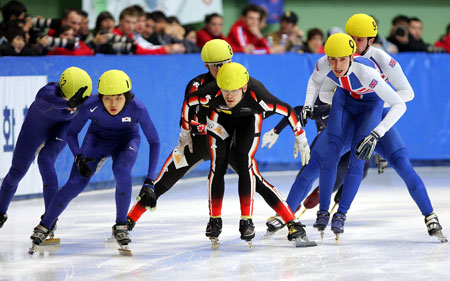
67 86 89 108
136 178 157 210
300 106 313 127
356 131 380 160
75 154 95 177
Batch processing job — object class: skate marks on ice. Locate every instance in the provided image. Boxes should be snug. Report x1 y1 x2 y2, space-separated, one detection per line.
0 168 449 281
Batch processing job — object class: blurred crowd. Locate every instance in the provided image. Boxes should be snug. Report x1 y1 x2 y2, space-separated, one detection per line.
0 1 448 57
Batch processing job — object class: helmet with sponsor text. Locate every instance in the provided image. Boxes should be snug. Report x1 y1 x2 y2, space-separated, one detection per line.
97 70 132 95
201 39 233 63
345 14 378 38
59 66 92 99
324 33 356 57
216 62 249 90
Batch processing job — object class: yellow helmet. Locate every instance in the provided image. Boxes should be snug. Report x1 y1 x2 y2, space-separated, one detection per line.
201 39 233 63
97 70 132 95
216 62 249 91
60 66 92 99
345 13 378 38
324 33 356 57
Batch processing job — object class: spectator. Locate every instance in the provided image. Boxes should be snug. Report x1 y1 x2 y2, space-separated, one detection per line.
0 1 27 35
370 14 398 53
226 4 271 54
79 10 89 41
47 8 82 37
182 24 200 53
114 7 183 55
0 25 36 55
267 11 304 53
142 12 156 40
47 25 94 56
387 15 413 52
196 13 225 48
303 28 324 53
434 23 450 53
144 11 187 53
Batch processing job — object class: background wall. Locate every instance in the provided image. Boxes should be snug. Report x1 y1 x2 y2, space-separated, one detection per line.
7 0 450 45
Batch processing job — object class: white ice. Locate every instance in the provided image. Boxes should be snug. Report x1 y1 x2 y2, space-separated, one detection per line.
0 167 449 281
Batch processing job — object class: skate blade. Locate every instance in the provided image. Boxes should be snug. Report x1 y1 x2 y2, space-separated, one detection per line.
320 231 324 241
118 246 132 256
294 240 318 247
262 230 276 239
247 241 252 248
209 238 220 249
28 244 37 255
433 231 448 243
334 233 341 242
42 238 60 246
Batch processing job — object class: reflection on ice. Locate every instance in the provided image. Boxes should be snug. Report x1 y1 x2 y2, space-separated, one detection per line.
0 168 449 281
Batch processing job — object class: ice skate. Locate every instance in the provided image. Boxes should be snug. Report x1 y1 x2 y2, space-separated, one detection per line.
127 216 136 232
264 214 285 237
239 218 255 248
206 217 222 249
112 224 132 256
42 219 60 246
287 220 317 247
331 212 346 242
28 224 51 255
313 210 330 240
425 213 448 243
0 213 7 228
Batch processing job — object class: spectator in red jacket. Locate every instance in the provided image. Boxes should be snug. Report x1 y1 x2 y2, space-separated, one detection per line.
47 25 94 56
434 23 450 53
196 13 225 48
226 4 271 54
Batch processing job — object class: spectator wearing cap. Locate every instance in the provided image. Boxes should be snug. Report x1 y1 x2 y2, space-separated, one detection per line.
226 4 271 54
302 28 324 53
266 10 305 53
196 13 225 48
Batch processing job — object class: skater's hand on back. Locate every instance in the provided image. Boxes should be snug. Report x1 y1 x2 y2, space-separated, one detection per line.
136 179 157 210
67 86 89 108
176 128 193 156
75 154 95 177
300 106 313 127
261 129 279 149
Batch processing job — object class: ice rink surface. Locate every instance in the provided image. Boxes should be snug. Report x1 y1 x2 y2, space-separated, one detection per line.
0 167 449 281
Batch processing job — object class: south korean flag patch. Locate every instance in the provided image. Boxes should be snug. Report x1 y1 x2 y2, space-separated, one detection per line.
122 117 132 122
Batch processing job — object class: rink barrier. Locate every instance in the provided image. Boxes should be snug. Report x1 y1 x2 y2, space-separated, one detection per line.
0 53 449 198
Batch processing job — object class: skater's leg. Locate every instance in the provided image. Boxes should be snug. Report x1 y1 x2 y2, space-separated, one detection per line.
38 131 67 210
40 163 92 228
207 112 233 218
112 138 139 224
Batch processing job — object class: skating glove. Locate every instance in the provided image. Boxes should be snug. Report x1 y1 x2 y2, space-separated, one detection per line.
67 86 89 108
356 131 380 160
294 133 310 166
75 154 95 178
136 178 157 210
261 129 279 149
300 106 313 127
176 128 193 156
